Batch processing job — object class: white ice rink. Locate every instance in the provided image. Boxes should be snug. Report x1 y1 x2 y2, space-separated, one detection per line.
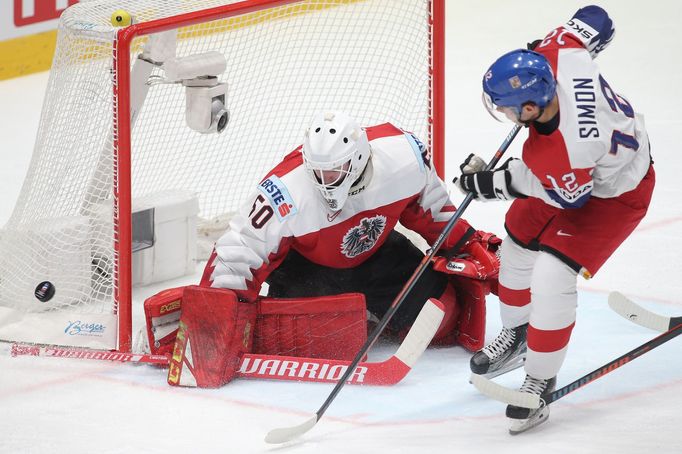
1 1 681 453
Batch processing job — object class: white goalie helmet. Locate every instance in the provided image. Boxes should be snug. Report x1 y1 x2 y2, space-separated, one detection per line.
302 112 370 211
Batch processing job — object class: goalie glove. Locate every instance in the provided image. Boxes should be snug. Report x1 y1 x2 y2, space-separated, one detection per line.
454 155 524 202
433 230 501 281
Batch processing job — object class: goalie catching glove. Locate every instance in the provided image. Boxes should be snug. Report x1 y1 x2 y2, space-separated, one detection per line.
454 154 525 201
433 228 501 281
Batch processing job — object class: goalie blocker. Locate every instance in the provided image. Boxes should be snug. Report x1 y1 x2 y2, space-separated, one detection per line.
145 246 498 388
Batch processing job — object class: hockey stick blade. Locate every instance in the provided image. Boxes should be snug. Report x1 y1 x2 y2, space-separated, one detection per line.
264 415 318 444
470 373 541 408
470 322 682 408
264 298 444 444
10 343 169 365
608 291 682 332
392 298 445 368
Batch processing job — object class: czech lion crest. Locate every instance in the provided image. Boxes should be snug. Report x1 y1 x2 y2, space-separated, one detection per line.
341 215 386 258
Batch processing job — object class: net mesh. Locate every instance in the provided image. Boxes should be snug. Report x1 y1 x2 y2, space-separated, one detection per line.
0 0 434 325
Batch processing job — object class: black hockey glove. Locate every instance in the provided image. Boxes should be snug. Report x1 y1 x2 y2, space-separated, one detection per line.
454 155 522 202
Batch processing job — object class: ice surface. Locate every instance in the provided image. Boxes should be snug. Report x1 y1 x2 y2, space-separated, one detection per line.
1 1 680 453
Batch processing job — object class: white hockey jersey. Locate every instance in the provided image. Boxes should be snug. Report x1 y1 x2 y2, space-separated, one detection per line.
201 123 472 302
508 28 651 209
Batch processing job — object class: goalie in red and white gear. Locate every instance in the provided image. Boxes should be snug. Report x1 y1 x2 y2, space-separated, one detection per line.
147 111 501 388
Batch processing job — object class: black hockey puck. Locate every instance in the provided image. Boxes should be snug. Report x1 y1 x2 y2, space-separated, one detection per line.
34 281 55 302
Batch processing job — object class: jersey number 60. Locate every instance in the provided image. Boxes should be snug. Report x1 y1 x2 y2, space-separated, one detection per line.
249 194 274 229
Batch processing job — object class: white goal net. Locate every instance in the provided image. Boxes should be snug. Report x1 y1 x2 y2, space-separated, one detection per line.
0 0 443 351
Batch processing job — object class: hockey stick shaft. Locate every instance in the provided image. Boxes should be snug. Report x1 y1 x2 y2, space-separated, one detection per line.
315 124 521 417
471 296 682 409
471 322 682 409
542 322 682 405
266 125 523 444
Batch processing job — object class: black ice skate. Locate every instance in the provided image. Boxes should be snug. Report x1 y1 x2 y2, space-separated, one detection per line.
506 374 557 435
469 323 527 378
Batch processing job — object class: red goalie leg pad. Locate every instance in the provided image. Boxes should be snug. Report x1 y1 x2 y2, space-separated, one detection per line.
254 293 367 361
449 275 491 351
144 287 185 356
430 281 461 346
167 286 257 388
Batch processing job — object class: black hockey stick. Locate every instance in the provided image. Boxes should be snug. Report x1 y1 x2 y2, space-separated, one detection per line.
265 124 523 444
471 302 682 409
539 322 681 406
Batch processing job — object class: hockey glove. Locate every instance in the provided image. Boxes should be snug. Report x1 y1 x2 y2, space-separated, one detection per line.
527 39 542 50
454 155 521 202
565 5 615 59
433 229 501 281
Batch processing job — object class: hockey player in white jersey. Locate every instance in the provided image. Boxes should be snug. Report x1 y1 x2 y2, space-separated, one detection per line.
144 111 501 388
457 5 655 433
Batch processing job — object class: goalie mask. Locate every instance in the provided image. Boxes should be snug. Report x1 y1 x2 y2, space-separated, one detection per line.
302 112 370 211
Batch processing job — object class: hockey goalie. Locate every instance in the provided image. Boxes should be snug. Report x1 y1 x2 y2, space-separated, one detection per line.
144 112 501 388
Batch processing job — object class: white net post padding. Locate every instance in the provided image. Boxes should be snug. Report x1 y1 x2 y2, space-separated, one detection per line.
0 0 443 351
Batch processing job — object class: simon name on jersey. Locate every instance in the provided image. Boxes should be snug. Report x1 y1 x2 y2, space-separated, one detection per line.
572 77 599 139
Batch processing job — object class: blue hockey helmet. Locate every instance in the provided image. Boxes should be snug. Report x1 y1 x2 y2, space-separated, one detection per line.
482 49 556 121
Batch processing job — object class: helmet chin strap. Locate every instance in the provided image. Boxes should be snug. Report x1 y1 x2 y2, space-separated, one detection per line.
516 106 544 127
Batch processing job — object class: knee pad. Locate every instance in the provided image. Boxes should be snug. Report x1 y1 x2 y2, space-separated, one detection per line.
499 236 538 291
430 280 460 346
530 252 578 330
448 276 489 351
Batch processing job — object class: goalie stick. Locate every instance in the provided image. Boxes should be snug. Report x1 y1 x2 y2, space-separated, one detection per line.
608 291 682 332
265 124 523 445
470 295 682 409
8 297 445 386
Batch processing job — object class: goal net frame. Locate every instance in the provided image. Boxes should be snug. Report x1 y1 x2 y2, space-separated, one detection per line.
0 0 445 353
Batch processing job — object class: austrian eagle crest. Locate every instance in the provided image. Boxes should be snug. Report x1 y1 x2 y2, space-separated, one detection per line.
341 215 387 258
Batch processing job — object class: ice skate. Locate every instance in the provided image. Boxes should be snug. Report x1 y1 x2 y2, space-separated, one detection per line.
507 374 556 435
470 323 527 378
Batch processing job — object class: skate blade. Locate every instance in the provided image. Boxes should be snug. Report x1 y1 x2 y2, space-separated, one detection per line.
476 354 526 381
508 405 550 435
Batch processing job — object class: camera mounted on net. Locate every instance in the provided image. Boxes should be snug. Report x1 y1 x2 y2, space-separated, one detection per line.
162 51 230 134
